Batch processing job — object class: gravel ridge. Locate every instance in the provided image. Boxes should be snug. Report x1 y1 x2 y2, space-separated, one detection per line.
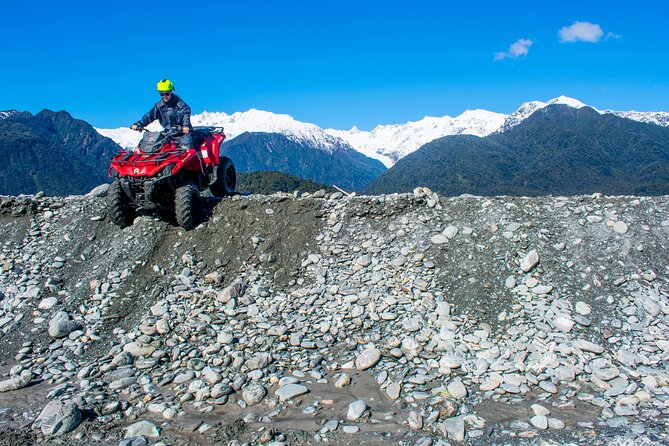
0 189 666 445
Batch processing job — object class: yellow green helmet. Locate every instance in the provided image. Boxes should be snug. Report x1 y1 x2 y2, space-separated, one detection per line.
156 79 175 92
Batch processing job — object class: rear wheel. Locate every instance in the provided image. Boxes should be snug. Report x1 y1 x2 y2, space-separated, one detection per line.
210 157 236 197
108 181 135 228
175 182 199 230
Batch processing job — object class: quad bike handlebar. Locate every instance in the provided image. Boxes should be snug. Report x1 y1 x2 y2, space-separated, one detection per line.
131 125 183 135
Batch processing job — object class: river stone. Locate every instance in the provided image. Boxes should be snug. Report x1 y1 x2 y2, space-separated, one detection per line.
440 416 465 441
36 400 82 436
323 419 339 432
637 297 661 317
278 376 300 386
38 297 58 310
150 304 167 317
48 312 80 338
613 221 628 234
402 318 421 332
532 285 553 295
84 183 110 198
408 411 423 431
392 256 407 267
216 331 234 344
480 378 500 391
447 379 467 399
553 315 574 333
174 371 195 384
525 276 539 288
386 382 401 400
275 384 309 402
347 400 366 421
242 383 267 405
203 368 222 385
505 277 517 289
520 250 539 272
531 404 550 416
355 348 381 370
246 353 272 370
606 417 628 428
573 339 604 354
431 234 449 244
123 342 156 357
617 349 639 366
442 225 459 239
335 374 351 389
156 319 170 334
530 415 548 429
575 301 592 316
217 280 247 303
539 381 557 393
592 366 620 381
148 403 166 414
125 420 161 438
0 371 32 392
109 377 136 390
438 399 459 419
552 365 577 382
548 418 565 429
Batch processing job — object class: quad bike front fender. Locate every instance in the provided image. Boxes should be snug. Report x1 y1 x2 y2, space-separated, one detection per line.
120 180 135 202
171 149 206 176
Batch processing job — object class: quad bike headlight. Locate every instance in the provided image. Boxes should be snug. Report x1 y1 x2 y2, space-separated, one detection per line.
109 168 119 178
161 164 173 177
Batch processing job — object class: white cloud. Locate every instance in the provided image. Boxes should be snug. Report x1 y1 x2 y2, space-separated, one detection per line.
559 21 604 43
494 38 533 61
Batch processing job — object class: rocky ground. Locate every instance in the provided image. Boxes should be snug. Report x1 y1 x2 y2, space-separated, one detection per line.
0 187 667 446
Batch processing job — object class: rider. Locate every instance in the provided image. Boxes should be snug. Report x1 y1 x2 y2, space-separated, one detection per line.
131 79 193 149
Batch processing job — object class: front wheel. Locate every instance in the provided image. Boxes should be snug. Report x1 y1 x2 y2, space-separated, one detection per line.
108 181 135 228
210 157 236 197
175 182 199 230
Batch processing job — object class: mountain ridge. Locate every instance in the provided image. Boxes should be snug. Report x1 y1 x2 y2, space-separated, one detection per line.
0 110 121 195
365 104 669 196
96 97 669 168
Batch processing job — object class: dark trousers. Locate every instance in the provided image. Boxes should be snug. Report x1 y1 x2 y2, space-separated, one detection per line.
178 133 194 149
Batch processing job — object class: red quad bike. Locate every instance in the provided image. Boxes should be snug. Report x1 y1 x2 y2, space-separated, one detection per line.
108 127 236 230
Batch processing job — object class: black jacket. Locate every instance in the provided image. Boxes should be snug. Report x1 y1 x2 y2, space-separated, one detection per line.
135 94 191 130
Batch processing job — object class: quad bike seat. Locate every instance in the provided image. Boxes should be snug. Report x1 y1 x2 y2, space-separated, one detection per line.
191 130 207 150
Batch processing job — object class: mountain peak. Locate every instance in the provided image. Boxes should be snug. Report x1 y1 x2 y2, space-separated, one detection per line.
546 96 588 108
501 96 590 132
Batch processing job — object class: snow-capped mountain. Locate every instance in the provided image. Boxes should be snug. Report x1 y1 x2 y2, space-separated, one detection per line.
500 96 669 131
499 96 589 132
96 97 669 167
605 110 669 127
326 110 507 167
194 109 353 153
96 109 352 153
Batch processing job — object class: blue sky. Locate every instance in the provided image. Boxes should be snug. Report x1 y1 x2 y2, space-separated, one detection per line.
2 0 668 130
